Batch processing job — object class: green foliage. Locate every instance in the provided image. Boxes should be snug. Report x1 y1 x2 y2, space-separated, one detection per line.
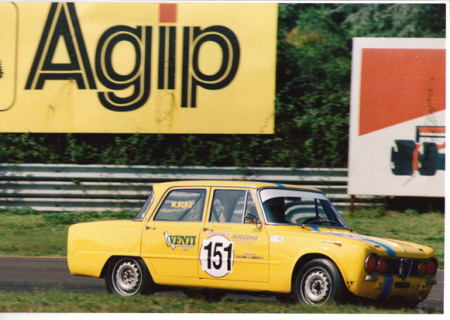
342 4 446 38
0 4 445 167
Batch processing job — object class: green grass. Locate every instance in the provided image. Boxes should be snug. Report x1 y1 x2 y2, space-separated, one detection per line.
0 291 430 313
0 209 135 257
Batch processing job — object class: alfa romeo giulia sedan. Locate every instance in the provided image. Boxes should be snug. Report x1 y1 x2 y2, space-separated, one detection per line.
67 181 437 306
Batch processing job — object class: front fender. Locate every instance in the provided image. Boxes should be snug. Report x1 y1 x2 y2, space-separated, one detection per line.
268 229 369 293
291 243 368 292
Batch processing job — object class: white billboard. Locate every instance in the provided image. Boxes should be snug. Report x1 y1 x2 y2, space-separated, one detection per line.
348 38 445 197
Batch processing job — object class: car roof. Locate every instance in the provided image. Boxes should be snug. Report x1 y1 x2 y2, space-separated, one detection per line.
152 180 322 193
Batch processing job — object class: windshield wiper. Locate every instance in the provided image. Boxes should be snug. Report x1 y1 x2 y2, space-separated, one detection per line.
300 218 347 228
300 219 353 231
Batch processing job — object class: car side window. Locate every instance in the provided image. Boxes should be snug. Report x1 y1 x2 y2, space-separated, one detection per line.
154 189 206 222
210 190 256 223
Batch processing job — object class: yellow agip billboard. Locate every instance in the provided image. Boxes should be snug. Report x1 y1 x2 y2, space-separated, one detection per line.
0 2 277 133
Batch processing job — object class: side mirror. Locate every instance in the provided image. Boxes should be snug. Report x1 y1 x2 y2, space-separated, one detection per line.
244 214 262 230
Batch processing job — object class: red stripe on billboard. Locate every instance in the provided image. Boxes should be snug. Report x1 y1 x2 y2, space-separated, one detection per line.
418 127 445 134
159 3 177 23
359 48 445 136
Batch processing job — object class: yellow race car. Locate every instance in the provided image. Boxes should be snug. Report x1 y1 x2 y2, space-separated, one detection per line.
67 181 437 306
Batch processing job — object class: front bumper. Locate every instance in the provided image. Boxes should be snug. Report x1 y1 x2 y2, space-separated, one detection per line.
353 274 436 302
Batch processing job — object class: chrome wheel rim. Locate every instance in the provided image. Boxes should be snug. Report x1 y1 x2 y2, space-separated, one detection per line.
301 268 331 305
113 259 142 296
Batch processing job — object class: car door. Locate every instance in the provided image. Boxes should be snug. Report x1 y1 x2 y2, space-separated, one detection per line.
198 188 269 283
141 187 208 278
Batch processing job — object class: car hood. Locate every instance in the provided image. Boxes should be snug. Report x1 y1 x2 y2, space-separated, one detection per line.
321 231 435 258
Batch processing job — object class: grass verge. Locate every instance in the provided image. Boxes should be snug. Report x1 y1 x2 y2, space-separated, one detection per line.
0 210 134 257
0 291 429 313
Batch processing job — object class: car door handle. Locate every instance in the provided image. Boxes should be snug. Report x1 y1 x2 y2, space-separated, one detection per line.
145 226 155 230
202 227 214 232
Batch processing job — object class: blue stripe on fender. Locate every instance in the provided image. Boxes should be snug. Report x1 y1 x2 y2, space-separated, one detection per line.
311 226 321 232
273 183 286 188
365 239 396 257
379 276 393 299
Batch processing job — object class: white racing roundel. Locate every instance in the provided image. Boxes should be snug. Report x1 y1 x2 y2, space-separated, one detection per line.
200 235 234 277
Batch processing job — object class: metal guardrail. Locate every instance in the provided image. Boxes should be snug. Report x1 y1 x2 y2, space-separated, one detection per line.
0 164 368 212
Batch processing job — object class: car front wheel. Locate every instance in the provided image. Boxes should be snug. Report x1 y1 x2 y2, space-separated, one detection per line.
105 257 154 296
293 258 343 305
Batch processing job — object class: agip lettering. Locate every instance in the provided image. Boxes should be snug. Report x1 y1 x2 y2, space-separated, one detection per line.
25 2 240 111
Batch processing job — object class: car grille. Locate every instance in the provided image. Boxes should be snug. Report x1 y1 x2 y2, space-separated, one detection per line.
399 258 413 280
382 258 422 279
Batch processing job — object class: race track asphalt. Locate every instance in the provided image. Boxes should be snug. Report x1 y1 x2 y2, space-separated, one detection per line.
0 256 444 313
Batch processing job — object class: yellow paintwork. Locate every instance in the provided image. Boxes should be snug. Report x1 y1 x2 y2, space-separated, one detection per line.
67 180 437 303
68 220 143 277
0 2 277 134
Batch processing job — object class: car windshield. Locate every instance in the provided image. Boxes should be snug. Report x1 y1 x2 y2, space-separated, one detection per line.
259 188 350 228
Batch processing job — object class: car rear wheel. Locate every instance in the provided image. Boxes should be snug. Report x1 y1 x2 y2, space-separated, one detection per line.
293 258 343 305
105 257 154 296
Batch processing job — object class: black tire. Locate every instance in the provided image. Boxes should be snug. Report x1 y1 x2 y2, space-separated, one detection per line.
293 258 344 306
391 140 416 176
105 257 154 296
419 142 438 176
